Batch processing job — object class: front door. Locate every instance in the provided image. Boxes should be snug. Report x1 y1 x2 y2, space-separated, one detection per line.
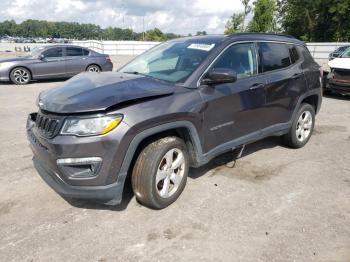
33 47 66 78
199 42 267 154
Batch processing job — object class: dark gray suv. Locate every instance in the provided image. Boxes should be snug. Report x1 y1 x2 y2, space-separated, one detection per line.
27 34 322 209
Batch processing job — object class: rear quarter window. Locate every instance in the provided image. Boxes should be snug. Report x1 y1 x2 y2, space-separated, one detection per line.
258 42 291 73
66 47 83 56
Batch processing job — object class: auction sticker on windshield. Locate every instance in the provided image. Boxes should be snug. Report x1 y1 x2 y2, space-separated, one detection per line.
187 43 215 52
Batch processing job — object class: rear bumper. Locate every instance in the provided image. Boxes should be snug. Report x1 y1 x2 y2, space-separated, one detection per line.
102 62 113 72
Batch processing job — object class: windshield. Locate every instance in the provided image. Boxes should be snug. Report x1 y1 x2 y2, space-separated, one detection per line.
119 41 216 83
341 47 350 58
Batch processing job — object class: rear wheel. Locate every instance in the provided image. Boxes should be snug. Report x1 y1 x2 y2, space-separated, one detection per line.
86 65 101 73
10 67 31 85
282 103 315 148
132 137 189 209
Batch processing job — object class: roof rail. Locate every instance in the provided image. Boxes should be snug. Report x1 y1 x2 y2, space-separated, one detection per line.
228 32 297 39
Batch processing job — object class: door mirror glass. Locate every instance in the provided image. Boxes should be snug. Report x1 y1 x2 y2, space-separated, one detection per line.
202 68 237 85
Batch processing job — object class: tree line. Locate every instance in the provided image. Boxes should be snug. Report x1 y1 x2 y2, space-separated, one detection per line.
225 0 350 42
0 19 182 41
1 0 349 43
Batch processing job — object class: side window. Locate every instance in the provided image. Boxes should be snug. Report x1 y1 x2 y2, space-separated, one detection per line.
211 43 257 79
83 49 90 56
66 47 83 57
42 48 63 58
289 45 300 64
259 42 291 73
297 45 315 66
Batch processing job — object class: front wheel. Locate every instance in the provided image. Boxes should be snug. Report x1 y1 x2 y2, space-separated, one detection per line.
132 137 189 209
282 103 315 148
10 67 31 85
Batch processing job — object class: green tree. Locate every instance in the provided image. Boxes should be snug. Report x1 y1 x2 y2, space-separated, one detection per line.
143 28 167 41
224 13 245 34
248 0 276 32
280 0 350 41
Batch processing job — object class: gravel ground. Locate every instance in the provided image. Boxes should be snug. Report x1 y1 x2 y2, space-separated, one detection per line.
0 60 349 261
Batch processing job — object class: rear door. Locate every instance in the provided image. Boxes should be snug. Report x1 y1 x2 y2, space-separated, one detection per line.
64 47 90 76
200 42 268 153
257 42 308 128
33 47 66 78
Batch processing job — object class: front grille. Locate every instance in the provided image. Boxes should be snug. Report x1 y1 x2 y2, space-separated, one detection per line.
333 69 350 81
35 112 63 138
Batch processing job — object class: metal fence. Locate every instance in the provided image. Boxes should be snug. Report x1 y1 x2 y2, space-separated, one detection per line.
306 42 350 66
72 40 160 55
1 40 350 69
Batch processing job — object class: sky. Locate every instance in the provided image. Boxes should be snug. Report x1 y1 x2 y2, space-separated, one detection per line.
0 0 245 35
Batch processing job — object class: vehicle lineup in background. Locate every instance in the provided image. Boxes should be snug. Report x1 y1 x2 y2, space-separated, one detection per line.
26 33 322 209
0 45 113 85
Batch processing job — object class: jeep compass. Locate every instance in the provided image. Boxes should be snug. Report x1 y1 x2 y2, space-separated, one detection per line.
27 33 322 209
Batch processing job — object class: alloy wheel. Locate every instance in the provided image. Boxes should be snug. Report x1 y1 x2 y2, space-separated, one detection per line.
155 148 186 198
296 111 313 142
13 69 30 84
87 66 100 72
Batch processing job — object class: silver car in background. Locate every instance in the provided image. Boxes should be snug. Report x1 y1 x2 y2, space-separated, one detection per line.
0 45 113 85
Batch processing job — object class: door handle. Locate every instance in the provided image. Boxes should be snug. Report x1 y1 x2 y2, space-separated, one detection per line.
249 83 264 90
292 73 303 79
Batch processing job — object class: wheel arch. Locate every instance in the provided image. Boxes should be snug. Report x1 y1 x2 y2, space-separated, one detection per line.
122 122 203 174
301 94 319 113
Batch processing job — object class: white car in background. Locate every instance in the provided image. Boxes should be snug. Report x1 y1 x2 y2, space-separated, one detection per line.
326 47 350 95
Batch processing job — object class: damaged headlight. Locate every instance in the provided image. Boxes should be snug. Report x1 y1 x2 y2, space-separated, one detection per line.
61 115 123 136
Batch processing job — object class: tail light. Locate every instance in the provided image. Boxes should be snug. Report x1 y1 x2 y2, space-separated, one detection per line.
319 68 324 78
106 55 111 62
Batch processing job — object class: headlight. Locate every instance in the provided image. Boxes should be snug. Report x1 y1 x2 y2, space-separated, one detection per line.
61 115 123 136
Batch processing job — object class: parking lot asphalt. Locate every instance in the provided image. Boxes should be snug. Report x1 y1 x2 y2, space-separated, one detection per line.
0 71 349 261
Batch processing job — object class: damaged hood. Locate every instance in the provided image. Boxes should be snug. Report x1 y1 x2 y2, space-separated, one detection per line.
38 72 175 113
328 58 350 70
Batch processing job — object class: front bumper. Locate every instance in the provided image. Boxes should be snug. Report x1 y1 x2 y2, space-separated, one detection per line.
0 67 10 81
33 157 125 204
26 112 130 205
326 79 350 95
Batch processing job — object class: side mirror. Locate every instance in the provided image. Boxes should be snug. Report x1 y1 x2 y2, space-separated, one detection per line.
201 68 237 86
39 54 45 60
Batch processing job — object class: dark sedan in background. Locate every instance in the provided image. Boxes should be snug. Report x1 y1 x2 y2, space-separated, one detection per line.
0 45 113 85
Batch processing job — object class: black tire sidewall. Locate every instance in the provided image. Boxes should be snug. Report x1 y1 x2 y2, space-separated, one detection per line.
10 67 31 85
289 104 315 148
133 137 189 209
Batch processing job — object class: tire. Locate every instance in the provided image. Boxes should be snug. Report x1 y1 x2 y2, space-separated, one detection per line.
10 67 31 85
132 136 189 209
282 103 315 148
86 64 101 73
